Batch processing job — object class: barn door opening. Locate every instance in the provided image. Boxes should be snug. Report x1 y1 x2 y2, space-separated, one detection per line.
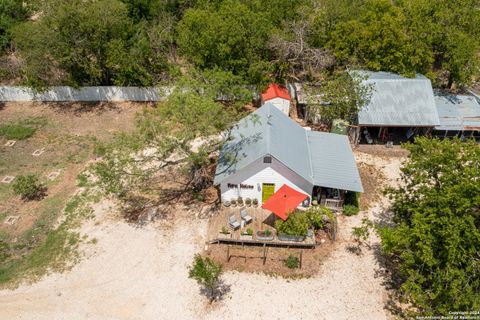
262 183 275 203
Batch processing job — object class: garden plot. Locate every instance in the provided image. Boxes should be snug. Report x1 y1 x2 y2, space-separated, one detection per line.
0 101 145 285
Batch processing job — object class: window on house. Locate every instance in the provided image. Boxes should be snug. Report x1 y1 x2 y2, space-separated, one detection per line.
263 156 272 163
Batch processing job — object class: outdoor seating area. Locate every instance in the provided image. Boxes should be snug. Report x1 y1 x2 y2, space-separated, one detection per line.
208 206 316 247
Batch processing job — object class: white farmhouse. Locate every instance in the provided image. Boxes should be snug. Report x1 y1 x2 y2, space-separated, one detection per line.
214 103 363 210
261 83 291 116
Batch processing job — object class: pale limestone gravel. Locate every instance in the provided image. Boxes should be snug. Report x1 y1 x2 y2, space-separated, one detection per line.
0 152 403 320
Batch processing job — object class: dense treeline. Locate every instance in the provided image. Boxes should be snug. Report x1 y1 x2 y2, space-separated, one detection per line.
380 138 480 315
1 0 479 88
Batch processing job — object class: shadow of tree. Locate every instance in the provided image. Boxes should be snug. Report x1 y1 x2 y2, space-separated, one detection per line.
345 244 363 255
48 101 124 116
199 279 231 303
371 242 410 319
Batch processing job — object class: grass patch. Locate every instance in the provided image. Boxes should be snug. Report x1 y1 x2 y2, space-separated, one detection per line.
0 190 95 288
0 117 47 140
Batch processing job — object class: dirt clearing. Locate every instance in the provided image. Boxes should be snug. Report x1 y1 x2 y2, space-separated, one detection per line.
0 149 405 319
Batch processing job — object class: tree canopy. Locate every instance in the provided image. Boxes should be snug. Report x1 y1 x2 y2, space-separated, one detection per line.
379 137 480 315
11 0 174 87
0 0 32 52
2 0 479 88
92 69 250 218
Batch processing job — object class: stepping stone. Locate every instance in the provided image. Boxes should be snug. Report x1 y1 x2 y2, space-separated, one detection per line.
1 176 15 184
4 216 19 225
4 140 16 147
32 147 45 156
47 171 61 181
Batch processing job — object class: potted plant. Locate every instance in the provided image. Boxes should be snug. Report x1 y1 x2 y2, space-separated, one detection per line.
240 228 254 240
256 229 274 241
245 198 252 207
237 196 244 207
223 200 231 207
252 198 258 207
219 226 231 239
230 199 237 207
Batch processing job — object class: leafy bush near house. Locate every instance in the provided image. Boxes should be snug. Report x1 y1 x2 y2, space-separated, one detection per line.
343 204 360 216
305 206 333 229
12 175 46 200
275 212 309 236
285 255 299 269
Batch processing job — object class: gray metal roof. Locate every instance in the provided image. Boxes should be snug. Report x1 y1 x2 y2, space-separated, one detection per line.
307 131 363 192
354 71 440 127
214 103 363 192
434 94 480 131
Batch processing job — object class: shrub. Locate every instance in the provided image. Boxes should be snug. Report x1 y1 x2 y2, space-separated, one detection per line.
306 206 333 229
77 173 88 187
221 226 229 234
275 212 309 236
188 254 224 302
343 204 359 216
252 198 258 206
245 198 251 206
12 175 46 200
230 199 237 206
263 229 271 236
237 197 244 206
344 191 359 207
285 255 300 269
246 228 253 236
0 118 45 140
0 123 36 140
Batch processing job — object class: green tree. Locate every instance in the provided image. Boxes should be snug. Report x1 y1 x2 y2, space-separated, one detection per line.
12 0 172 87
379 137 480 315
188 254 224 301
0 0 31 52
92 69 251 215
176 1 272 82
399 0 480 87
305 71 372 124
328 0 419 75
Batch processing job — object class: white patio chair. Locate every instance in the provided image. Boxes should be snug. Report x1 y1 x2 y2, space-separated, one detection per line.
229 215 241 230
240 209 252 224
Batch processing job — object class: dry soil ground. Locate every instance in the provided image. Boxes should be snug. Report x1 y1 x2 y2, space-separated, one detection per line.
0 143 405 320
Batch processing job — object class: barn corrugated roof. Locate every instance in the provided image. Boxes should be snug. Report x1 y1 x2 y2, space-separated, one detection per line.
214 103 363 192
434 95 480 131
307 131 363 192
354 71 440 127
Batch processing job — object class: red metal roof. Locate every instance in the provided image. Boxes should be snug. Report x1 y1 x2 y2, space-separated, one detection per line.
261 184 308 221
261 83 291 102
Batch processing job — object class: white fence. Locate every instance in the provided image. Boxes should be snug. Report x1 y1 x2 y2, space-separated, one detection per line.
0 86 172 102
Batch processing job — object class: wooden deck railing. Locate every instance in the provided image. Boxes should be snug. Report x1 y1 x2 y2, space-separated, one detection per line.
320 198 344 211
